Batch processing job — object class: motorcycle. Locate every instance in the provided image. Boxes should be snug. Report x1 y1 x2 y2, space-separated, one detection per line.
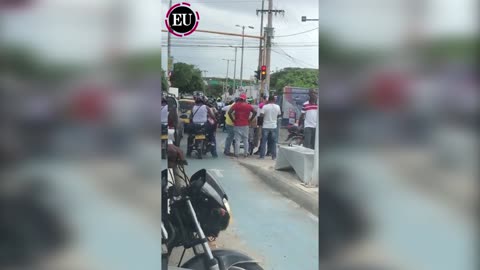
285 125 304 146
161 150 263 270
187 123 215 159
216 111 225 130
161 123 169 159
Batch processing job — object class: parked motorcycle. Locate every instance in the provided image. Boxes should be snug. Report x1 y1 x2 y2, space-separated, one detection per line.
286 125 304 146
161 154 263 270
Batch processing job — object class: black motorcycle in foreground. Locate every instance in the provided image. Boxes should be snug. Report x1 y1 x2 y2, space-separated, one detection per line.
162 148 263 270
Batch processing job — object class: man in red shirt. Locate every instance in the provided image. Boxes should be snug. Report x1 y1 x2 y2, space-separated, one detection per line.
228 93 257 158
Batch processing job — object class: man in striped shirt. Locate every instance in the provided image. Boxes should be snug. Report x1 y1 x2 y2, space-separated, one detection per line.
298 89 318 149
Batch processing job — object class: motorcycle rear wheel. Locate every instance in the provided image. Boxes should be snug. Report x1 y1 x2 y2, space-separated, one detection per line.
196 140 204 159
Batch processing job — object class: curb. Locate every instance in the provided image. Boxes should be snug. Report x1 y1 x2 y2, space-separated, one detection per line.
238 161 318 217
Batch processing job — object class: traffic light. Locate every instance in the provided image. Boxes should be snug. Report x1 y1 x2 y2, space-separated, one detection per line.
254 70 260 80
260 65 267 80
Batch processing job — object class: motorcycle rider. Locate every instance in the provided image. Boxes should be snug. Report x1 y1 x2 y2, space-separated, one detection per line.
187 95 217 157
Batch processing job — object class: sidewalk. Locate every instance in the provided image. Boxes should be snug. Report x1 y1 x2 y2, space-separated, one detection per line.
237 157 319 217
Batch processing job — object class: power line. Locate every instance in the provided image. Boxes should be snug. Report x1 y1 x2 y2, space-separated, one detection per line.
180 0 261 3
272 47 317 68
168 41 317 45
272 49 314 69
275 27 319 38
163 44 317 48
276 46 316 67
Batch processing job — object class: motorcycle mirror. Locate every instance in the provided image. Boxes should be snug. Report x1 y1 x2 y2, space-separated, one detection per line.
189 169 207 193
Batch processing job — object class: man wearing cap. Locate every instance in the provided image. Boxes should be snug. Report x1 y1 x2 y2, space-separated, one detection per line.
228 93 257 158
298 89 318 149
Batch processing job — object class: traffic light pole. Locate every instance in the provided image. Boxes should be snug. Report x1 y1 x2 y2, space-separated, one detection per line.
256 0 284 96
257 0 265 94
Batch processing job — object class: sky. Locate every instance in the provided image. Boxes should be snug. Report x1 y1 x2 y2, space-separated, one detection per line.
1 0 476 78
161 0 319 79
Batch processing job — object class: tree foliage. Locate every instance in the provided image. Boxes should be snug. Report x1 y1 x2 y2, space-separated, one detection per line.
270 67 319 94
170 62 205 94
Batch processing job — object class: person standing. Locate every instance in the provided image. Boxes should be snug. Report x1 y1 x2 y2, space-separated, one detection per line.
298 89 318 149
228 93 256 158
222 100 235 156
205 100 218 158
259 96 281 160
247 98 258 155
254 95 266 155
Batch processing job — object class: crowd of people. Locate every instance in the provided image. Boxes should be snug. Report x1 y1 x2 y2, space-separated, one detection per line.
161 89 318 161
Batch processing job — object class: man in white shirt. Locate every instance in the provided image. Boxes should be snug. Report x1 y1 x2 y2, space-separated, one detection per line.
259 96 281 160
298 89 318 149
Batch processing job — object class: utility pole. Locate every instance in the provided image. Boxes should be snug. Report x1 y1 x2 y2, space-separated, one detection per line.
233 47 238 93
257 0 265 94
240 26 245 90
257 1 284 96
236 25 254 91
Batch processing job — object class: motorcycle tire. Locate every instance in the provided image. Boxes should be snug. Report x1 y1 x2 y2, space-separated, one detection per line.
196 140 204 159
229 263 264 270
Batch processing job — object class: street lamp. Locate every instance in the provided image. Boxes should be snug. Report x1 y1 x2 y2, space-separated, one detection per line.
301 16 319 22
229 45 239 92
236 24 254 92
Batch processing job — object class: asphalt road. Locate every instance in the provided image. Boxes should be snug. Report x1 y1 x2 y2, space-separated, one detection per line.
172 130 320 270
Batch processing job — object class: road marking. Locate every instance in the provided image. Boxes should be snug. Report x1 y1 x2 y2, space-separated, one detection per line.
209 169 224 178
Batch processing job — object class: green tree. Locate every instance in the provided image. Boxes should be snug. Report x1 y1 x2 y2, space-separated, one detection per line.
270 67 319 94
170 62 205 94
